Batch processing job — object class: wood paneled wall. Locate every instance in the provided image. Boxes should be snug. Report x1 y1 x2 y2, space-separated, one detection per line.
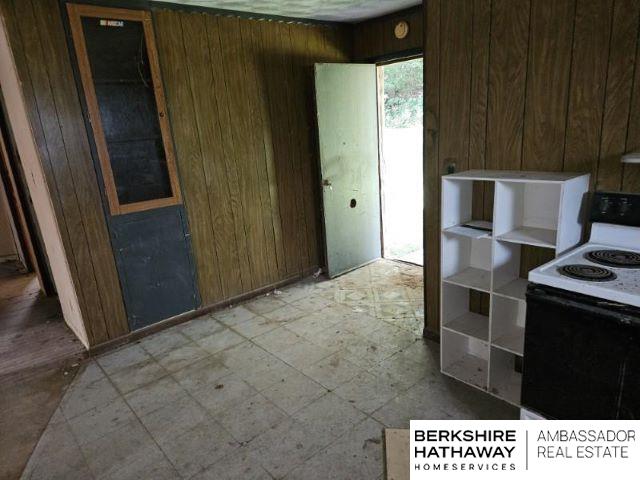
0 0 128 345
154 10 351 306
424 0 640 336
353 6 423 61
0 0 351 346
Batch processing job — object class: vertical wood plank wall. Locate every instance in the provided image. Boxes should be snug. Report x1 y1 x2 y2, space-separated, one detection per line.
154 9 351 307
0 0 128 345
352 6 423 61
424 0 640 336
0 0 351 346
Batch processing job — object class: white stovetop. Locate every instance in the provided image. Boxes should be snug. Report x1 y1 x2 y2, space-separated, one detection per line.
529 242 640 308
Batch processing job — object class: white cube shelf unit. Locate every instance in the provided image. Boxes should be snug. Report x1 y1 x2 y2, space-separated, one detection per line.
440 170 590 406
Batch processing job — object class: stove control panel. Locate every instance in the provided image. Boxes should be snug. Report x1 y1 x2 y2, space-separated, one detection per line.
590 192 640 227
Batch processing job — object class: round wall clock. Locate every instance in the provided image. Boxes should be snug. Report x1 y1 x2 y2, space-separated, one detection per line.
394 20 409 40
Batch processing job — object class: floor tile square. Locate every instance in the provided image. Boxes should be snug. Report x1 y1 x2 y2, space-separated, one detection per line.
284 312 339 339
139 329 191 357
61 376 120 419
191 373 258 414
301 352 363 390
292 393 366 445
21 420 92 480
155 342 210 373
275 339 336 370
244 295 288 315
248 418 326 478
108 359 168 394
158 418 239 478
217 393 288 443
171 354 231 393
195 328 245 354
124 375 189 417
192 448 271 480
263 304 306 324
261 370 327 414
334 371 399 414
252 327 302 354
214 305 256 327
97 344 151 375
68 397 135 446
232 315 281 338
140 395 210 442
286 418 384 480
179 315 226 341
80 419 158 478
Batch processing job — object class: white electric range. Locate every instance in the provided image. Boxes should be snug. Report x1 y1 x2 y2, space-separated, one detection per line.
521 191 640 420
528 223 640 308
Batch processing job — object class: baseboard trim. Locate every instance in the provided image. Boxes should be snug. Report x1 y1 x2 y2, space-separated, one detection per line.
88 265 321 356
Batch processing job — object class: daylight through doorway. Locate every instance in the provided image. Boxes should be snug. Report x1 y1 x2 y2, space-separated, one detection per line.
379 58 424 265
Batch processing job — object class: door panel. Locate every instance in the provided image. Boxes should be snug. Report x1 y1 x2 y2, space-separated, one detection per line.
314 63 381 277
68 4 199 330
110 206 199 331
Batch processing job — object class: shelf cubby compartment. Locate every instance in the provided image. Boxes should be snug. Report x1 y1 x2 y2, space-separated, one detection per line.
493 181 561 249
492 241 527 301
443 221 492 239
489 347 522 405
441 284 489 341
442 329 488 390
442 234 492 292
491 295 526 355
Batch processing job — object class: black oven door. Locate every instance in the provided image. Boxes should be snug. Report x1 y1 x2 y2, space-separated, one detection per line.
619 325 640 419
522 284 638 419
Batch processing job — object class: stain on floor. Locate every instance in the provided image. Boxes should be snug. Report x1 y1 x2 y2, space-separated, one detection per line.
16 260 516 479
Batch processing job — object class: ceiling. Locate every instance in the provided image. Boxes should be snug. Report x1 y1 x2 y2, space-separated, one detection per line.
153 0 422 22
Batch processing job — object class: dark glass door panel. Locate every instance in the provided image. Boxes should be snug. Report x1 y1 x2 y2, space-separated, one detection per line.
69 4 180 215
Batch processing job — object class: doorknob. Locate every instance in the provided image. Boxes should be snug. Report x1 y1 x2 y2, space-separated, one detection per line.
322 179 332 187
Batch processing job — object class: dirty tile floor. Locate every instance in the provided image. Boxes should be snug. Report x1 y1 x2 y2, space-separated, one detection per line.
21 260 516 479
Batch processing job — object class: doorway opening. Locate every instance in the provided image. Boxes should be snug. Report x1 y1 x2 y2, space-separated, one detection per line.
378 57 424 266
0 105 84 376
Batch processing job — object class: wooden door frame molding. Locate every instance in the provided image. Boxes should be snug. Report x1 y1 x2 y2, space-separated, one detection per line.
66 3 181 216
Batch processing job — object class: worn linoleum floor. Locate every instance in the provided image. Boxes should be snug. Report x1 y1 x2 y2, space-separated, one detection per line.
21 260 516 480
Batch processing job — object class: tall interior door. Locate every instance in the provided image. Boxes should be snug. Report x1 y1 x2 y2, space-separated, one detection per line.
314 63 381 278
68 4 199 330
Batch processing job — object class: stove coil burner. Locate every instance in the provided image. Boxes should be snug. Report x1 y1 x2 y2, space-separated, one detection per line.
585 249 640 269
557 264 617 282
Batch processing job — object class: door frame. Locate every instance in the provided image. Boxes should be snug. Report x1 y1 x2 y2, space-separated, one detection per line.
0 103 51 292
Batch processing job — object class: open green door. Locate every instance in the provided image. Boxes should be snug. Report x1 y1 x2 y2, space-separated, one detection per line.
315 63 381 278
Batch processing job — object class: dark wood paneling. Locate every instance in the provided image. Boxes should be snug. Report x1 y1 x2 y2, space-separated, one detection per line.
353 6 423 61
596 0 640 191
153 10 351 306
439 0 473 176
563 0 613 181
0 0 128 345
469 0 492 221
625 15 640 193
485 0 530 171
424 0 640 336
522 0 574 172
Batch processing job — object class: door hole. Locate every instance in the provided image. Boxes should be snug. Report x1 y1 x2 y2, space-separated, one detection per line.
350 199 357 208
